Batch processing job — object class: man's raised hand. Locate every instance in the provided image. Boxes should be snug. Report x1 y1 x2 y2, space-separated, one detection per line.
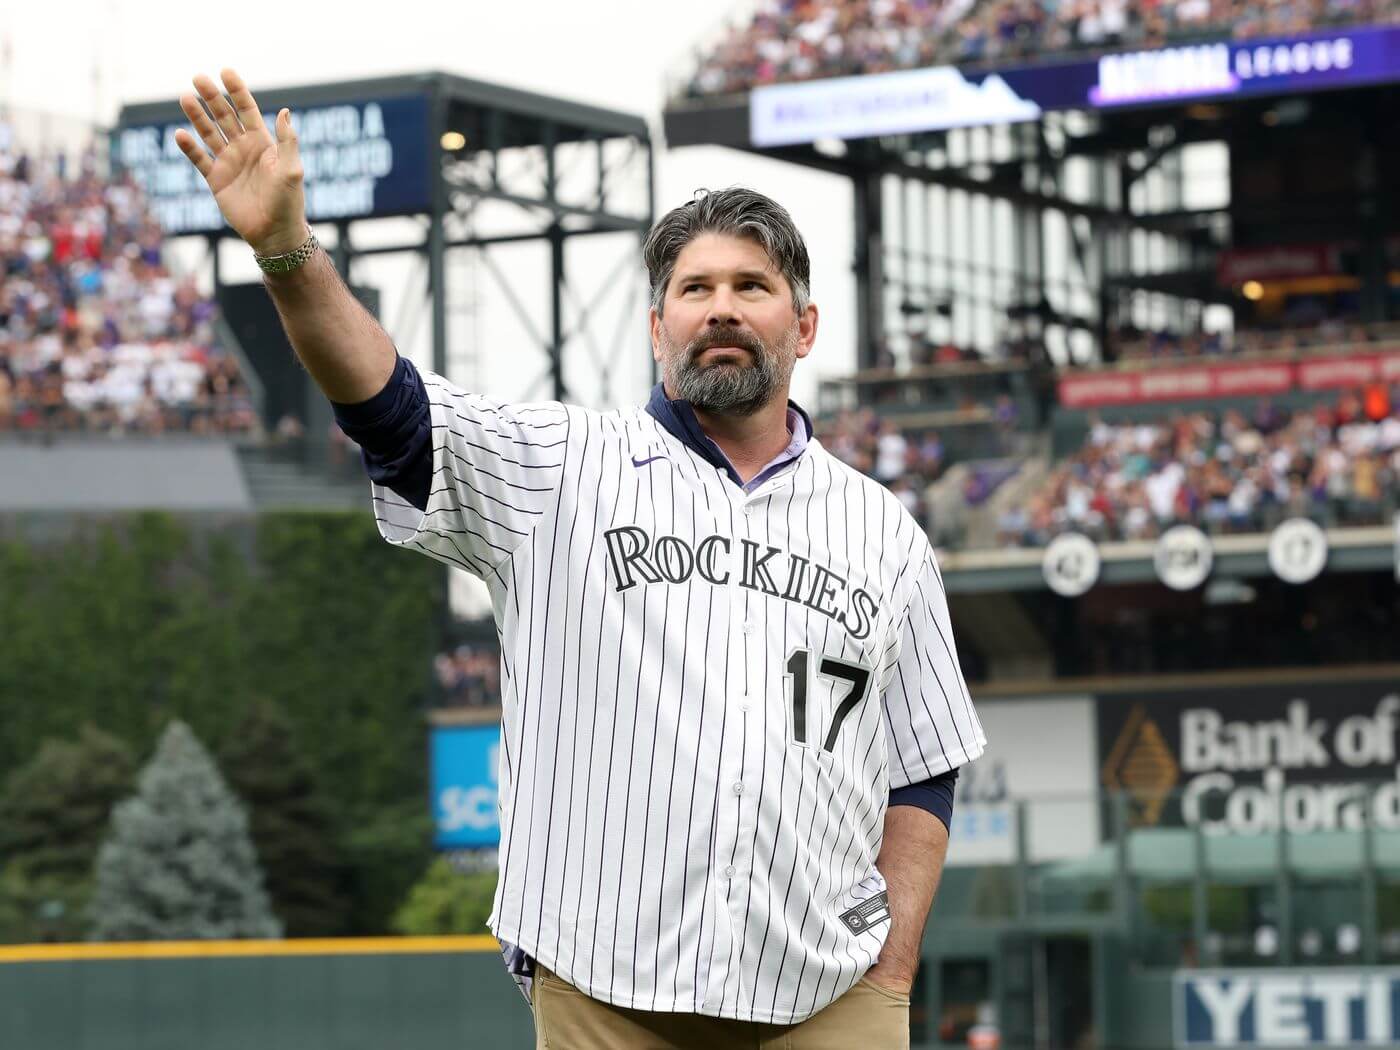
174 69 307 257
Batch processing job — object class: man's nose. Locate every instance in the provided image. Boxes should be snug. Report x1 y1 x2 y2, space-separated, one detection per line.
706 285 742 326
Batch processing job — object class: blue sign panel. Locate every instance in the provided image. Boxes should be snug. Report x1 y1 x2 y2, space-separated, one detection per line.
115 93 432 234
752 24 1400 146
999 23 1400 111
430 724 501 849
1177 970 1400 1047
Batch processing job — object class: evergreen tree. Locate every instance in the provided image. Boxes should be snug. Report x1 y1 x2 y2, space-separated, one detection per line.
218 699 352 936
89 720 281 940
0 725 137 942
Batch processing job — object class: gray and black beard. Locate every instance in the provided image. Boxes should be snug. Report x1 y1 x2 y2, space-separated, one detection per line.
663 323 796 416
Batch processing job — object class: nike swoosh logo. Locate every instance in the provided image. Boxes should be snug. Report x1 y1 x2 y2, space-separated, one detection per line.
631 454 667 468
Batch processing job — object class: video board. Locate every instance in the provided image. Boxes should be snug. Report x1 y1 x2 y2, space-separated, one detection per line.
115 94 432 235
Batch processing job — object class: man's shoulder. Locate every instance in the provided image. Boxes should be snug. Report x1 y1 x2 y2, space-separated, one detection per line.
416 373 640 431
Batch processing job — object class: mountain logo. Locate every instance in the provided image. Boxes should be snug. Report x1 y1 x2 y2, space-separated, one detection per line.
1102 704 1181 827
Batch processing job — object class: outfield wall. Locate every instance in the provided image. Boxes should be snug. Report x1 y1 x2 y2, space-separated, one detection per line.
0 938 534 1050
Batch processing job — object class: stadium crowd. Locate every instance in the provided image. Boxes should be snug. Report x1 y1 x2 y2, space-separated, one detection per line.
817 407 950 524
681 0 1400 97
815 400 1023 533
1107 319 1389 365
434 640 503 708
0 141 256 435
997 389 1400 545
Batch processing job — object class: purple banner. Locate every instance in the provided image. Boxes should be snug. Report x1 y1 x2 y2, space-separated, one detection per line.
993 22 1400 113
749 24 1400 147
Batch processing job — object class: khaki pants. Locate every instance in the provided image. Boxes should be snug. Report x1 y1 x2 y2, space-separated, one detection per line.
531 964 910 1050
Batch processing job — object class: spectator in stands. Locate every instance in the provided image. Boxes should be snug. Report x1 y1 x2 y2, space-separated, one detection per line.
874 418 908 483
1104 319 1388 366
1004 392 1400 546
0 140 256 435
815 408 952 529
434 640 503 708
681 0 1400 98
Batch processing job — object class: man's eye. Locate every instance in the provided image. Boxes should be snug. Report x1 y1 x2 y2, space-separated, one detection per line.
683 284 704 293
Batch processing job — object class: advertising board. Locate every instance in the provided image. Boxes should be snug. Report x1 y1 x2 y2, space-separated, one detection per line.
431 724 501 849
752 25 1400 147
1177 970 1400 1047
1057 351 1400 408
1098 681 1400 833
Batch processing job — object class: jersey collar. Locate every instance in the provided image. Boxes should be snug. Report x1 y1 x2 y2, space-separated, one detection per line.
644 382 814 491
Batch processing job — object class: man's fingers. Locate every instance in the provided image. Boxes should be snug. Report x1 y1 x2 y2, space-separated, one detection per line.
179 93 225 155
193 73 244 142
173 128 214 179
274 107 301 170
220 68 267 134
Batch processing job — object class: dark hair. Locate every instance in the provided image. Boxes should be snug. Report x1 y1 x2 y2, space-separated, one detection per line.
643 187 811 316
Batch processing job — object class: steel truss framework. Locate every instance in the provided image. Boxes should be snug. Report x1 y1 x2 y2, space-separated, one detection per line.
667 94 1395 367
119 73 655 406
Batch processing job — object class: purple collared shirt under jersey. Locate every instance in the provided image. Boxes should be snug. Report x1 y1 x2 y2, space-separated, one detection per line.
734 407 808 492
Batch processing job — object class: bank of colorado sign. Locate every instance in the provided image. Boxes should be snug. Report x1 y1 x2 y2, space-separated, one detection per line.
1178 970 1400 1047
1099 681 1400 833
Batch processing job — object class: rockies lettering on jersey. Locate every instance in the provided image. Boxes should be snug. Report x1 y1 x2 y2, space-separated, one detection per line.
371 372 986 1024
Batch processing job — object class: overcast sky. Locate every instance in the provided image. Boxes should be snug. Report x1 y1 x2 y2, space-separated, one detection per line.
3 0 855 408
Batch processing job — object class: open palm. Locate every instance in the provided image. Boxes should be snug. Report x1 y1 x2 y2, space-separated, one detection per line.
174 69 307 257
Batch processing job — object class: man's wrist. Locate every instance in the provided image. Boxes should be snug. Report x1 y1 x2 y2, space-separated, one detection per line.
865 961 915 994
251 224 313 259
254 228 319 275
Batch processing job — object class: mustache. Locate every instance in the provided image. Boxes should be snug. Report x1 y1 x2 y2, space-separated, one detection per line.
687 327 763 360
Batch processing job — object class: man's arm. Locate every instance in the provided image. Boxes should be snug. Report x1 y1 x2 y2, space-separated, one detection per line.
864 805 949 995
868 539 986 995
174 68 394 403
260 248 396 404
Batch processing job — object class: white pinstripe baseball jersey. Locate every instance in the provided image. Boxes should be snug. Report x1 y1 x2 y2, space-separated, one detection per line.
372 369 986 1024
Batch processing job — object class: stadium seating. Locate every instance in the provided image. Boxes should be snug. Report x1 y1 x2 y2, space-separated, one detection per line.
816 404 1026 532
818 339 1400 548
1106 320 1390 364
0 144 257 436
998 391 1400 546
680 0 1400 98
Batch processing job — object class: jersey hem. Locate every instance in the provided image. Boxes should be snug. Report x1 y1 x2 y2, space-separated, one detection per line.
490 921 833 1025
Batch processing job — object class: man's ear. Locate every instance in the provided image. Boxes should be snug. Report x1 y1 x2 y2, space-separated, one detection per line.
794 302 819 361
649 306 664 364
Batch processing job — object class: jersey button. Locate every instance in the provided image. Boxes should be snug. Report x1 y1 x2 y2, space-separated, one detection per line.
724 865 736 878
732 781 744 795
742 621 756 635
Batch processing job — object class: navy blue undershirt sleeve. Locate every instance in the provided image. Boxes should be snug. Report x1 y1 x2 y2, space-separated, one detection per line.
888 766 959 833
330 354 434 512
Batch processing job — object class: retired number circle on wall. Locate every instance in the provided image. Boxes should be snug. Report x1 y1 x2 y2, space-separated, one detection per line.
1043 533 1101 597
1154 525 1213 591
1268 517 1328 584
